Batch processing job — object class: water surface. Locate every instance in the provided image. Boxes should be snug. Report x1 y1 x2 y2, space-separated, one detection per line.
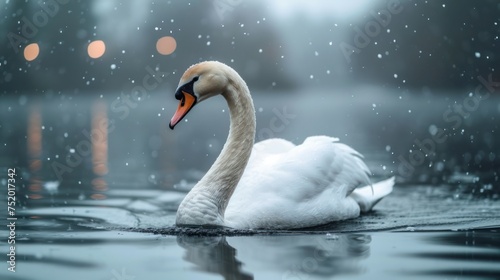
1 90 499 279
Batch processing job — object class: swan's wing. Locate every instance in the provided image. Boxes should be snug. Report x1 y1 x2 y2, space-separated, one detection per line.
245 138 295 169
301 135 371 196
252 138 295 156
226 136 372 229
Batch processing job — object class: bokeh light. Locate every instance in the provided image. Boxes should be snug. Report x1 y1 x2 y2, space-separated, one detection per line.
24 43 40 61
92 177 108 191
156 36 177 55
90 193 107 200
28 194 43 200
87 40 106 58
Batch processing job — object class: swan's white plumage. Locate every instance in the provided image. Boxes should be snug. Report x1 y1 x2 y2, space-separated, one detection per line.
171 61 394 229
225 136 375 229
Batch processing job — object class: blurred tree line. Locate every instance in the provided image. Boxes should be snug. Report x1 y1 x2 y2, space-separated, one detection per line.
0 0 498 95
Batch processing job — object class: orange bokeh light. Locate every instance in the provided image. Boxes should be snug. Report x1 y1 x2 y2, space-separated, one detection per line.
156 36 177 55
87 40 106 59
90 193 107 200
28 194 43 200
29 184 42 192
91 177 108 191
24 43 40 61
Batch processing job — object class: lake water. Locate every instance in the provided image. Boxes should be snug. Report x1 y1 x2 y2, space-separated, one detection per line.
0 88 499 279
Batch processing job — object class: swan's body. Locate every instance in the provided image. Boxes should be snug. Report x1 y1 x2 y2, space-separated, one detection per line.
169 61 394 229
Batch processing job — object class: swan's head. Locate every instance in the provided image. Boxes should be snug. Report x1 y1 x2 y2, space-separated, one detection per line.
169 61 229 129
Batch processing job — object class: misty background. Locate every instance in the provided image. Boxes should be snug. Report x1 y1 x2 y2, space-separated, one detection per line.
1 0 498 92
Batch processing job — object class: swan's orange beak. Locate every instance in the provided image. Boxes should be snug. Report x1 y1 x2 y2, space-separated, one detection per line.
169 91 197 129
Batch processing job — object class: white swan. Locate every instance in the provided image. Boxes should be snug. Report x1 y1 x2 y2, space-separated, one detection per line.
169 61 394 229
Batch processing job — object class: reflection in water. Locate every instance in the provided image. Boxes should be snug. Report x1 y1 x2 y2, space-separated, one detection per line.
27 103 44 201
90 101 109 200
27 176 43 200
26 100 112 202
177 235 254 280
91 177 108 200
405 231 500 278
177 233 371 280
27 103 42 172
272 234 370 279
91 100 109 176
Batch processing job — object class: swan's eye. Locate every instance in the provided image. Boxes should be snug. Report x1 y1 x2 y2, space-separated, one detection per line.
192 76 199 82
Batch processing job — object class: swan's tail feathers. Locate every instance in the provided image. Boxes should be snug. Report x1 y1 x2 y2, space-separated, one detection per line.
350 177 395 213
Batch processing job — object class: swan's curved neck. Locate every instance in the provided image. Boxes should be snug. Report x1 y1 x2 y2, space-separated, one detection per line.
176 68 256 226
